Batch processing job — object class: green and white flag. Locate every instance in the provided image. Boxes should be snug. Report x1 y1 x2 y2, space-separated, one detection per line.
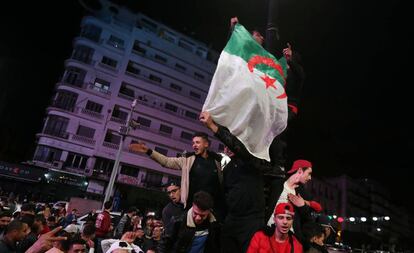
203 24 288 161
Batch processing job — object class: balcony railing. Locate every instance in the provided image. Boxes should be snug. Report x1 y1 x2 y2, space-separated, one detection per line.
71 134 96 146
87 84 112 96
102 141 119 150
80 108 104 120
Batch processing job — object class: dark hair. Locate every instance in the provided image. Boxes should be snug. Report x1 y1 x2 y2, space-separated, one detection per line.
18 215 35 228
5 220 25 234
0 210 12 218
193 191 214 211
82 224 96 236
21 203 36 212
47 216 56 222
127 206 138 213
302 222 325 243
104 201 112 210
61 235 86 251
192 132 210 145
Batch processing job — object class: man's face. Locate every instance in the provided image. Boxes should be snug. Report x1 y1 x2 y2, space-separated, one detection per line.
252 31 264 45
166 185 181 203
0 216 11 228
192 136 209 155
68 243 86 253
298 167 312 184
15 223 31 241
192 204 210 225
47 219 56 227
274 214 294 235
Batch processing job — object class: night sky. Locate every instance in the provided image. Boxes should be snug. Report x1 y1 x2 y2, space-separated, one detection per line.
0 0 413 210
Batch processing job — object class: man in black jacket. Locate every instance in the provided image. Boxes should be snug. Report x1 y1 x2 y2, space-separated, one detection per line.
162 182 184 231
158 191 220 253
200 111 285 253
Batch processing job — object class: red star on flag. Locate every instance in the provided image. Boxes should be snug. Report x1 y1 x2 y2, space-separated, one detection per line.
261 75 277 89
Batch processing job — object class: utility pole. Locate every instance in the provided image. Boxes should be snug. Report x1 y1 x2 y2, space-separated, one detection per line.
103 99 138 206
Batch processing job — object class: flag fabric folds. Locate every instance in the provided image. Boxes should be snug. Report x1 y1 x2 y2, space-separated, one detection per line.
202 24 288 161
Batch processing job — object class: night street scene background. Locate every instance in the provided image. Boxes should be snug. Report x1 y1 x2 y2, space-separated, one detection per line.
0 0 413 252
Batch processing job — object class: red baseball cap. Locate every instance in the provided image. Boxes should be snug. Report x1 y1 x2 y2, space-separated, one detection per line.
274 202 295 216
287 159 312 174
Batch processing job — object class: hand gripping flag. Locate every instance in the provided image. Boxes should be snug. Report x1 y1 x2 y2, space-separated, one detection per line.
202 24 288 161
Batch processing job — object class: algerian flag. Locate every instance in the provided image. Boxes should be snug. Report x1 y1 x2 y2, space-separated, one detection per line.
203 24 288 161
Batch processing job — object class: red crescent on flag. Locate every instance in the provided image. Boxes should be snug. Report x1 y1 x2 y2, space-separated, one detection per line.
247 55 287 99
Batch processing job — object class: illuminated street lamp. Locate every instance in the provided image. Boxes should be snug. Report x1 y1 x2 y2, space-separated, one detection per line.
360 217 367 222
376 228 381 232
384 216 390 221
372 217 378 221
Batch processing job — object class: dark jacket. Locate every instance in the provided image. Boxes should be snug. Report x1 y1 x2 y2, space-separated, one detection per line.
158 208 220 253
162 202 184 230
215 125 272 220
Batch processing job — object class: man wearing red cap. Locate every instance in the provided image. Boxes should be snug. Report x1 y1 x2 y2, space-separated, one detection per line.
247 202 303 253
266 159 322 243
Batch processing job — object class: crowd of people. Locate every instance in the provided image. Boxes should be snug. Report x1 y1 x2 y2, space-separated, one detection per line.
0 17 336 253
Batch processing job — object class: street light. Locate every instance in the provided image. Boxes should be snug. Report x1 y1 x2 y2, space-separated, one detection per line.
360 217 367 222
372 217 378 221
384 216 390 221
103 99 138 206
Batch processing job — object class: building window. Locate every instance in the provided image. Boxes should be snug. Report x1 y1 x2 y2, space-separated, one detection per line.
195 47 208 58
93 157 114 176
185 111 198 120
165 103 177 112
189 91 201 99
72 45 94 64
53 91 78 112
119 82 135 98
139 18 158 33
178 39 194 52
181 131 193 141
149 74 162 83
63 67 86 87
64 152 88 169
93 78 111 94
33 145 62 163
104 131 121 145
126 61 140 75
44 115 69 139
154 147 168 156
101 56 118 68
137 117 151 128
159 124 173 135
120 164 139 177
107 35 124 49
85 101 103 113
112 105 128 121
76 125 95 138
159 29 177 43
145 171 163 187
170 83 182 92
154 54 167 63
194 72 205 80
175 63 186 72
132 41 146 55
80 24 102 43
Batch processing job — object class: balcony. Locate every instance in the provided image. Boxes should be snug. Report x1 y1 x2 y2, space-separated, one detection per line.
80 108 104 120
87 83 112 97
43 131 69 140
71 134 96 146
102 141 119 150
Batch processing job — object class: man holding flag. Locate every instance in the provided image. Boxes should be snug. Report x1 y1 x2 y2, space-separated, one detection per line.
202 23 289 163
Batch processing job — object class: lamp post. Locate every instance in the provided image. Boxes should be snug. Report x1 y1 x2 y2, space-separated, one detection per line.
103 99 138 206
